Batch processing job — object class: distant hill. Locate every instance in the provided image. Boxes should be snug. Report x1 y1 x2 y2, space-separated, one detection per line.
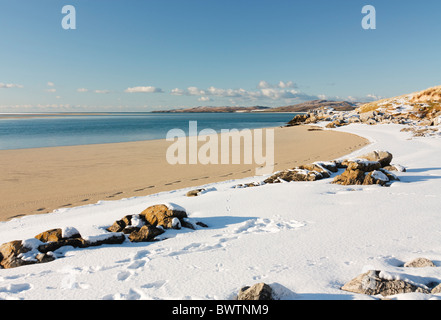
153 100 357 113
152 106 271 113
265 100 358 113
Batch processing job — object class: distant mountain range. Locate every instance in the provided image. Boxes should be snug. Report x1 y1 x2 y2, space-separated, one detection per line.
153 100 358 113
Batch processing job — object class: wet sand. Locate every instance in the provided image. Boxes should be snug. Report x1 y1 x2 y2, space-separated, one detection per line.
0 125 369 221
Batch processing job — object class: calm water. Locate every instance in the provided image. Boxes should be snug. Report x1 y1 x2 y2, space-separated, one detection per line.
0 113 297 150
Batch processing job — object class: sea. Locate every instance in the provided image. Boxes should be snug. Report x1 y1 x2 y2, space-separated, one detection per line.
0 112 298 150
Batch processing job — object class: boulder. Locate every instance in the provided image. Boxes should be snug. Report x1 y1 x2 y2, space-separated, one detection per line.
363 170 390 186
236 283 274 300
383 164 406 172
0 240 32 269
35 229 63 243
347 160 382 172
359 151 393 167
38 238 88 253
404 258 436 268
106 215 133 233
128 225 165 242
86 233 126 247
139 204 187 229
333 169 366 185
341 270 429 297
287 114 309 127
431 284 441 295
186 189 205 197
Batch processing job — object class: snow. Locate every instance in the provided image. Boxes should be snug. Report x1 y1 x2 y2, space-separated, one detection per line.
1 123 441 300
370 170 389 182
62 226 80 239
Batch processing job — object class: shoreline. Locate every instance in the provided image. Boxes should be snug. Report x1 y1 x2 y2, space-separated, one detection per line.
0 125 369 222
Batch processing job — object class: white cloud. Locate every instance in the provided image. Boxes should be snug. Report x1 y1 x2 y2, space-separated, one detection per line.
170 82 317 103
47 82 55 87
0 83 23 89
94 90 110 94
257 80 297 89
125 86 163 93
171 88 185 95
198 96 212 102
277 81 296 89
257 80 272 89
77 88 89 93
46 88 57 93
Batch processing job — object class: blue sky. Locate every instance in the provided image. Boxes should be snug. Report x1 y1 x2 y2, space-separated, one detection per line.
0 0 440 112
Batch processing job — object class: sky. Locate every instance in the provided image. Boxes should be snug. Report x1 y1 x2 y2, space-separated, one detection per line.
0 0 440 112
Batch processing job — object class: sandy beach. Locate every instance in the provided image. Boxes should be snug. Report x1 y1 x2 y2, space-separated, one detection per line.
0 125 368 222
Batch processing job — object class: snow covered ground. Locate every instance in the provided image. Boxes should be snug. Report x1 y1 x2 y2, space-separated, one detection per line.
1 124 441 300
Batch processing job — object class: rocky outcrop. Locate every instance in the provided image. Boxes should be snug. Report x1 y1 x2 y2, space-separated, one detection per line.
286 114 310 127
333 151 400 186
341 270 429 297
0 204 208 269
264 162 337 184
285 87 441 138
236 283 274 300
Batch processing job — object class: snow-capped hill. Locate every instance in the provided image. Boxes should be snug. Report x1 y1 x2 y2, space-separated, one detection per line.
357 85 441 119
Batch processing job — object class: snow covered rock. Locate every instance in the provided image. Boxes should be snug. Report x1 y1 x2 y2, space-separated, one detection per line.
84 233 126 247
333 151 398 186
359 150 393 167
128 225 165 243
341 270 429 297
236 283 274 301
106 215 133 233
404 258 436 268
186 189 205 197
139 204 187 229
35 227 82 243
431 284 441 294
0 240 32 269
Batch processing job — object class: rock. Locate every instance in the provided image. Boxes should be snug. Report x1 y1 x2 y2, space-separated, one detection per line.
35 227 82 243
0 240 32 269
379 168 400 181
140 204 187 229
383 164 406 172
287 114 309 127
35 229 63 243
38 238 88 253
363 170 390 186
431 284 441 294
333 169 366 185
359 111 377 122
128 225 165 242
359 151 393 167
186 189 205 197
86 233 126 247
347 160 382 172
236 283 274 300
404 258 436 268
36 253 56 264
106 215 133 233
341 270 429 297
